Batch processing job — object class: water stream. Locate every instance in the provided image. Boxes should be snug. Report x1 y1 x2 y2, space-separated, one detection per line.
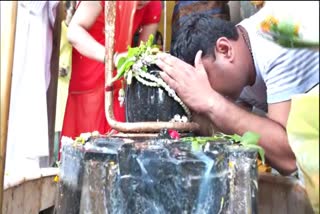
193 151 215 214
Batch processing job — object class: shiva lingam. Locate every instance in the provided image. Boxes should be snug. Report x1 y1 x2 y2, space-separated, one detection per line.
55 132 261 214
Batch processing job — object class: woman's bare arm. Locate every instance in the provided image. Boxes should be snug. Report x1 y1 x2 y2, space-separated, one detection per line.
138 23 159 44
67 1 105 63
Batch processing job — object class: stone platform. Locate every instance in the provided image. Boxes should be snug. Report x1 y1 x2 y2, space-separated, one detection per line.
55 136 258 214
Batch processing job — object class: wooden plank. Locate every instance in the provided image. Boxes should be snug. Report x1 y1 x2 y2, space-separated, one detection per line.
7 181 25 214
258 173 314 214
40 176 58 211
23 180 42 213
270 183 288 214
2 175 57 214
2 188 13 214
258 180 272 214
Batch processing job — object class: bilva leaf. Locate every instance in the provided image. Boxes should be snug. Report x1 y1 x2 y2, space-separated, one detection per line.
112 59 135 82
239 131 265 164
240 131 260 145
127 46 139 58
116 57 127 69
181 136 226 145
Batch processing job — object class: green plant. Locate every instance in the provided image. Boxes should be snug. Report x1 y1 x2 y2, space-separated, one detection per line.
112 34 160 84
260 15 319 48
181 131 265 164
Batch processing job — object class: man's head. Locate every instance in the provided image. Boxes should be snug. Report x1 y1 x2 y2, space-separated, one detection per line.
170 14 254 99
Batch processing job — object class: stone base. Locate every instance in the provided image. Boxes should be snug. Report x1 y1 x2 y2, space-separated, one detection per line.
55 137 258 214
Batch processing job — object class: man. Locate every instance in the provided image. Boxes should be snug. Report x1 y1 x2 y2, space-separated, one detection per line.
156 12 319 175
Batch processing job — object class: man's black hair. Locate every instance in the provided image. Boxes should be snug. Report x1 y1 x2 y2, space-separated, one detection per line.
65 1 71 10
170 14 239 66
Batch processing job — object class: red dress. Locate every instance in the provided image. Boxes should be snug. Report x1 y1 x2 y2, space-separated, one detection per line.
60 1 161 149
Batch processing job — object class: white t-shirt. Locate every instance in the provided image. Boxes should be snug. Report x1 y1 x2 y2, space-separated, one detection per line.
237 8 319 112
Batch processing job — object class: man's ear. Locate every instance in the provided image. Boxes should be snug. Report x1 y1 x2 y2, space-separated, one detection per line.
215 37 234 61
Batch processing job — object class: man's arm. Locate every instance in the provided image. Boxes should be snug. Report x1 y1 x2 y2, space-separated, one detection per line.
205 92 296 175
156 51 297 175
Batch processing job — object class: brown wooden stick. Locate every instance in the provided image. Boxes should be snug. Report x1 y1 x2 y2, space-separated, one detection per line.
0 1 18 212
104 1 200 133
46 2 63 166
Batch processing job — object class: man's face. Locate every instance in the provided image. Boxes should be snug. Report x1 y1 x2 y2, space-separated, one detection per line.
137 1 150 9
202 54 248 100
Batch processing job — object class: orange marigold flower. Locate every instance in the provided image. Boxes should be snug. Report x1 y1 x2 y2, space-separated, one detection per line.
260 20 271 32
266 15 279 25
260 15 279 32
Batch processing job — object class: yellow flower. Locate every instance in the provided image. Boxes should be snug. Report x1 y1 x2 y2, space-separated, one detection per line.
257 159 272 173
75 136 85 145
294 23 300 36
260 15 279 32
54 175 60 183
109 161 115 166
228 161 235 169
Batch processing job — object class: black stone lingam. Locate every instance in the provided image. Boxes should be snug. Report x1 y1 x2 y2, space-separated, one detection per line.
125 64 186 122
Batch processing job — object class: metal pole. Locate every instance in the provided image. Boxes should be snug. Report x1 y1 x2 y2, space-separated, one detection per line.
104 1 199 133
0 1 18 211
163 0 167 52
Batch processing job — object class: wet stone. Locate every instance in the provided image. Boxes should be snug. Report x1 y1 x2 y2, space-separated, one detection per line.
56 137 258 214
125 67 186 122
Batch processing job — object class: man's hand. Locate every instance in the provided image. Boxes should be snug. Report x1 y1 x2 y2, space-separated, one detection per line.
156 50 214 113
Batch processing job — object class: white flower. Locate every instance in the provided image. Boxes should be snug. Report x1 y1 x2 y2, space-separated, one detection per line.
173 114 181 122
91 131 100 137
132 60 143 72
167 89 175 97
61 136 74 146
181 116 188 123
144 55 153 64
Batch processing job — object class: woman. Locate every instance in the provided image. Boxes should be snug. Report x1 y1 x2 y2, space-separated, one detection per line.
60 1 161 154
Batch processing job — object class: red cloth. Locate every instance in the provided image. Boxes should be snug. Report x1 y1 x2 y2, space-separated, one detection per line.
60 1 161 154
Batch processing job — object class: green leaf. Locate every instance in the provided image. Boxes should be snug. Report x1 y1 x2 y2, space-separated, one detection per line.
191 141 201 152
277 20 296 38
127 46 139 58
146 34 154 47
116 56 127 69
112 59 135 82
240 131 260 146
